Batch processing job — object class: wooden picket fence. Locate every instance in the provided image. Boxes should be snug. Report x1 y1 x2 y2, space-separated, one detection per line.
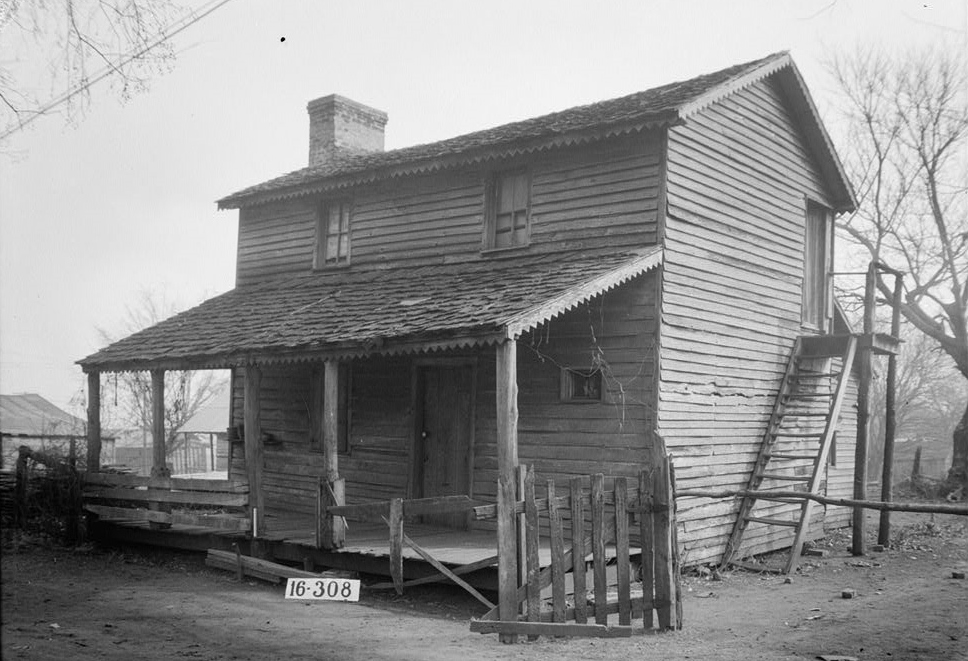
471 455 681 640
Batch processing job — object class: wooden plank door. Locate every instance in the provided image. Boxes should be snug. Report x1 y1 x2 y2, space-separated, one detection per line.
416 366 473 528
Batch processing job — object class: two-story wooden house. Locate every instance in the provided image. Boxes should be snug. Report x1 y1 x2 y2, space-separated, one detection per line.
79 52 861 565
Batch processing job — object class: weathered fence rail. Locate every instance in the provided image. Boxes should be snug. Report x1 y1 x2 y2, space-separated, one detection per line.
471 456 682 641
81 472 251 531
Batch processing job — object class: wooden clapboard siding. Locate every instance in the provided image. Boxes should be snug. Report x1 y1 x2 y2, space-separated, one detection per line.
472 274 658 531
235 133 661 286
659 76 844 564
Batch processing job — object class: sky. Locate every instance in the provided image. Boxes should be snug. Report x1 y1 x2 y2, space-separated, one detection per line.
1 0 966 413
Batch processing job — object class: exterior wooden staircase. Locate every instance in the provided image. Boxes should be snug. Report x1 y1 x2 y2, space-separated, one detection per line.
720 334 858 574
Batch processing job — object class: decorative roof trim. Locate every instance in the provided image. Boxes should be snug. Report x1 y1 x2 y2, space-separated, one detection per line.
504 246 663 339
217 118 676 210
777 59 857 212
677 51 855 213
676 52 792 119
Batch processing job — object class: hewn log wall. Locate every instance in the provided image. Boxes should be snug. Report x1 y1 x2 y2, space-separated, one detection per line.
659 76 852 564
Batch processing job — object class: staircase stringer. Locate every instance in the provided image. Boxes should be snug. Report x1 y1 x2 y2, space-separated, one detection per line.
720 337 804 568
783 336 857 572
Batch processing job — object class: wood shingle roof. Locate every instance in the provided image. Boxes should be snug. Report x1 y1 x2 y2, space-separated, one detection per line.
79 248 662 372
218 51 847 210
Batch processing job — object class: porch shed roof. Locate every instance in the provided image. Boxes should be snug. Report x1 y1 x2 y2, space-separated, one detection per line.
78 247 662 372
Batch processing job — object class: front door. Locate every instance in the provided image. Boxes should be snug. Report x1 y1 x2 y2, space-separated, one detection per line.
415 365 473 528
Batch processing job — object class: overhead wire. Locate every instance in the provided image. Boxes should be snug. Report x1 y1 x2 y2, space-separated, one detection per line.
1 0 235 141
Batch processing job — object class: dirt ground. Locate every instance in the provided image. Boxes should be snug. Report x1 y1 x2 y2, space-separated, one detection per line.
2 511 966 661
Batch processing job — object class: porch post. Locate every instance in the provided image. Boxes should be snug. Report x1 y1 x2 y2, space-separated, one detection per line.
85 371 101 472
150 369 170 478
148 369 171 530
321 359 345 549
495 339 519 643
244 365 265 539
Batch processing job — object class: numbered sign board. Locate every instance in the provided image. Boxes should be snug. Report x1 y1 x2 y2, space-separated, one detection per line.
285 577 361 602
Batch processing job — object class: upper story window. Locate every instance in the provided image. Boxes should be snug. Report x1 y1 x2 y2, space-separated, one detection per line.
802 202 831 329
315 200 351 268
485 170 531 250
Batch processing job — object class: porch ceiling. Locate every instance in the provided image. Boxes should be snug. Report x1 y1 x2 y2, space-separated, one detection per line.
78 247 662 373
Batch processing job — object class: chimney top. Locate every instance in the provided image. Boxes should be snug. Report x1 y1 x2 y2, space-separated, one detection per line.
307 94 388 167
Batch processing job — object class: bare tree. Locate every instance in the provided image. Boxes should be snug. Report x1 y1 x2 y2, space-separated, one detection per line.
1 0 229 141
867 324 968 476
98 288 226 460
830 46 968 494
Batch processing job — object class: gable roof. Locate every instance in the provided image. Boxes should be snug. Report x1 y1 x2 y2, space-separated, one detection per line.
0 394 85 437
78 247 662 372
218 51 854 212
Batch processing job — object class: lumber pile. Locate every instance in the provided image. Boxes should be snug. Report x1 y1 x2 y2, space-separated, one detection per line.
205 549 356 584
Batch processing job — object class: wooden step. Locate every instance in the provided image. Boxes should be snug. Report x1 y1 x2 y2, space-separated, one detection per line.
793 371 841 379
799 334 854 358
758 473 812 482
765 453 820 460
771 432 823 438
745 516 798 527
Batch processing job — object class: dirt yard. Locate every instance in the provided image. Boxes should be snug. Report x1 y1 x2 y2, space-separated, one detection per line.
2 511 966 661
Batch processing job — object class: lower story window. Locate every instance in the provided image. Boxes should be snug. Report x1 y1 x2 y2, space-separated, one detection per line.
560 368 603 402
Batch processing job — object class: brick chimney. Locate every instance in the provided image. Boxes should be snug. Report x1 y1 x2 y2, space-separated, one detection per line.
307 94 388 167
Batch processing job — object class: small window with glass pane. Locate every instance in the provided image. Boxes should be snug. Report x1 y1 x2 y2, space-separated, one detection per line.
485 170 530 250
315 200 351 268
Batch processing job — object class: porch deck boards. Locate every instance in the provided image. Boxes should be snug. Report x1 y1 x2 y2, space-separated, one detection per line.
262 511 532 566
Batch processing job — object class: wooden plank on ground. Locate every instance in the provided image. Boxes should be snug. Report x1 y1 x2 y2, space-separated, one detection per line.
369 554 498 590
206 549 354 583
469 619 633 638
570 476 587 624
546 478 566 623
591 473 608 626
615 476 631 626
401 530 495 610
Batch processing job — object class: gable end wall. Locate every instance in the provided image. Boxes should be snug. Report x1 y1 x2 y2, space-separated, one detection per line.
659 76 856 564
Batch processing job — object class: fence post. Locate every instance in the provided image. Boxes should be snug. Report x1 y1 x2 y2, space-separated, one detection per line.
654 455 675 629
615 476 631 626
639 468 655 628
570 476 588 624
14 446 30 527
591 473 607 625
546 478 566 623
523 466 540 639
389 497 404 595
496 474 518 644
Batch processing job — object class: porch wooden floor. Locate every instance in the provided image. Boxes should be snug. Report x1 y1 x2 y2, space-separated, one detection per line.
89 509 635 591
260 511 515 566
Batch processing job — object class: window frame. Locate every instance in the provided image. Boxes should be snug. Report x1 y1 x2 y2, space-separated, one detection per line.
560 367 604 403
802 201 832 330
314 199 352 269
483 169 532 252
